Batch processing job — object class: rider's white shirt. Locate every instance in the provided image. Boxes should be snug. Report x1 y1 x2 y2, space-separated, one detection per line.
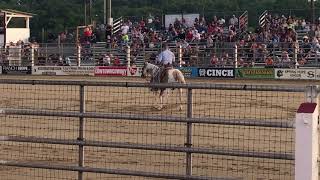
157 49 175 65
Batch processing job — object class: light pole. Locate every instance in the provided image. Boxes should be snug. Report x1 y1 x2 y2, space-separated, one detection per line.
104 0 106 24
104 0 112 26
107 0 112 26
84 0 87 25
310 0 316 24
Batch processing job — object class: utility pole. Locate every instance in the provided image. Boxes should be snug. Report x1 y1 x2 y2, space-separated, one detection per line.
89 0 92 25
104 0 106 24
311 0 315 24
84 0 87 25
107 0 112 26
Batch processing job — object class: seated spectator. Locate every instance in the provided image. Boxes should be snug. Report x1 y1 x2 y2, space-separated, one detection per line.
113 56 121 66
83 26 92 42
210 53 219 66
315 26 320 39
265 56 274 68
280 50 291 68
220 51 229 67
103 54 111 66
302 36 312 53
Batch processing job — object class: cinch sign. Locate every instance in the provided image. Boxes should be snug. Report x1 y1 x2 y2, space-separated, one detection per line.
198 68 235 78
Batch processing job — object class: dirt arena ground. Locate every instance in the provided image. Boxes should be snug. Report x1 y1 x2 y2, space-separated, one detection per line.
0 76 317 180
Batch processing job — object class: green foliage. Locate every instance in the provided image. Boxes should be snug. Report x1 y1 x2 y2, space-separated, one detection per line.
0 0 319 41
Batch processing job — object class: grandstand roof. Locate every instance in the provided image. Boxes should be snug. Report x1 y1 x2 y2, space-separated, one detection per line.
0 9 35 18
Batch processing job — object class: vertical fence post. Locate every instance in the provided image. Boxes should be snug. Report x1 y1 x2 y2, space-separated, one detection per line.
126 45 131 67
294 44 298 69
179 45 183 67
185 88 193 176
234 44 238 68
78 85 86 180
31 45 35 67
77 44 81 67
295 95 319 180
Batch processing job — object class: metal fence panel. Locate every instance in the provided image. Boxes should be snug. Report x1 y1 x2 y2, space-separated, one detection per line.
0 80 308 180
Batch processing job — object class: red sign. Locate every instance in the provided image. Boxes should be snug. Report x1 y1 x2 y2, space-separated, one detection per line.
95 66 128 76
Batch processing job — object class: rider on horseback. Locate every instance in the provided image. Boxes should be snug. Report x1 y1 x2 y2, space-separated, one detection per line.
154 43 175 83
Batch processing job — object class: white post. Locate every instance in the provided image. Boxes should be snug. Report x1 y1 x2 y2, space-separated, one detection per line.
234 44 238 68
77 44 81 67
26 18 29 28
296 86 319 180
178 45 182 67
126 45 130 67
294 44 298 69
31 45 34 67
295 102 319 180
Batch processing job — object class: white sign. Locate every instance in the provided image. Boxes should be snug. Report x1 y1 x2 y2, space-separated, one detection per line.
33 66 95 76
275 69 316 80
127 67 142 77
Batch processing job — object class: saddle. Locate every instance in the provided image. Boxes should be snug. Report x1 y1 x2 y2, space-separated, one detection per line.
160 66 173 83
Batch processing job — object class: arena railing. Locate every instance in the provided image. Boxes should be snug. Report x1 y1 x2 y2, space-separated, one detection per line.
1 42 320 68
0 79 318 180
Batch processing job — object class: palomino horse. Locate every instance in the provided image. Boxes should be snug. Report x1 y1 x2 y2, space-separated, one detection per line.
141 62 186 110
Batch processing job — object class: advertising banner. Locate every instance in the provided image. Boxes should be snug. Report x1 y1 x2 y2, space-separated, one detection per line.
198 68 235 78
2 66 32 75
95 66 141 77
95 66 127 76
274 69 316 80
236 68 274 79
32 66 95 76
127 67 142 77
178 67 198 78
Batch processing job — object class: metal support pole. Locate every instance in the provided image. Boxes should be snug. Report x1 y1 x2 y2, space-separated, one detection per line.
186 88 193 176
107 0 112 26
77 44 81 67
104 0 107 25
178 45 182 67
78 85 86 180
84 0 87 25
126 45 131 67
311 0 315 25
234 44 238 68
89 0 92 25
31 45 34 67
294 44 298 69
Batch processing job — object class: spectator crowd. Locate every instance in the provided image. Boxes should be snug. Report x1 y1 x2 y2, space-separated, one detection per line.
2 12 320 68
